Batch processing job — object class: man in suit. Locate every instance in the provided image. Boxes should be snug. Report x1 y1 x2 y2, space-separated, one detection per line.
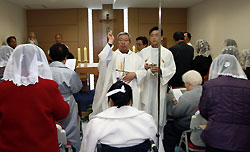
168 32 194 87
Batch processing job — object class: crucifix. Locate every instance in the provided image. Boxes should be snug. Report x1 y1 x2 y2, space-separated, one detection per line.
100 13 116 33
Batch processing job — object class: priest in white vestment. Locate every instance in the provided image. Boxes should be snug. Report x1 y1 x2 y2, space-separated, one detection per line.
138 27 176 132
90 32 146 118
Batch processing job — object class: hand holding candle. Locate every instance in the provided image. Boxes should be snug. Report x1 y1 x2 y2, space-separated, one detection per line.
132 45 136 53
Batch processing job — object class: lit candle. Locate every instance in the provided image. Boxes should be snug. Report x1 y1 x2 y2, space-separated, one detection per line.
78 48 81 62
84 47 88 62
132 45 136 53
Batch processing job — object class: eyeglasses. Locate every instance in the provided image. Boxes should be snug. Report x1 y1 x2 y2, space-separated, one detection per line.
150 34 160 37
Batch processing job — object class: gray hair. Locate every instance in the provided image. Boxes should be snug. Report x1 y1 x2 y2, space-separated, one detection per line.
182 70 202 86
224 39 238 48
239 49 250 69
117 32 132 43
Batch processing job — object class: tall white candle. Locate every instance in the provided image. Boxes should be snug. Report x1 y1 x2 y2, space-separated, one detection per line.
84 47 88 62
78 48 81 62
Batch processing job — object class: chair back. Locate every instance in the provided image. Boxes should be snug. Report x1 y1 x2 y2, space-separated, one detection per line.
189 111 207 147
97 139 158 152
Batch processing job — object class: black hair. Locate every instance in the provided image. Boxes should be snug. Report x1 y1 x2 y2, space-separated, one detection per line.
184 32 191 40
173 32 184 41
49 43 69 62
6 36 16 45
149 26 163 36
67 52 75 59
136 36 148 45
107 81 133 108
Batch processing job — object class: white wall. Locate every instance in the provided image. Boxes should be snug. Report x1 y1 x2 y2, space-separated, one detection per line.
188 0 250 57
0 0 27 45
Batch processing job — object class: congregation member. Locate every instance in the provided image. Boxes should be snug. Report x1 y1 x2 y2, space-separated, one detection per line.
136 36 148 52
49 43 82 152
6 36 17 49
192 39 213 82
0 44 69 152
27 31 38 46
224 38 238 48
221 46 239 60
90 32 146 118
0 45 13 79
239 49 250 79
138 26 176 131
80 81 164 152
169 32 194 87
163 70 202 152
184 32 193 46
199 54 250 152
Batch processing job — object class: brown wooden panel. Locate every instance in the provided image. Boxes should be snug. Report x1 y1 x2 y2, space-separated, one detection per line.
27 25 78 43
27 9 78 26
162 8 187 24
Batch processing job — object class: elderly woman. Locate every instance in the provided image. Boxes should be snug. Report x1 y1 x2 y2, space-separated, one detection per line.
239 49 250 79
221 46 239 60
199 54 250 152
0 44 69 152
0 45 13 79
80 81 164 152
192 40 213 82
163 70 203 152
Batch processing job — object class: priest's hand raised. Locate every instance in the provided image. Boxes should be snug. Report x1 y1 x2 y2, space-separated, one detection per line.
107 32 114 44
122 72 136 83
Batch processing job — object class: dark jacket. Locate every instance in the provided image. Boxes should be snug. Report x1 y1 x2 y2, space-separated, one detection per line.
192 55 212 77
245 67 250 80
169 41 194 87
199 76 250 151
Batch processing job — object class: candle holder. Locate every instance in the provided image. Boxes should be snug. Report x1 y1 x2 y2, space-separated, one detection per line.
83 60 88 67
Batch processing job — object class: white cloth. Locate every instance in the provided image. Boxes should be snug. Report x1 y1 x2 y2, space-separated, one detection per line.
138 45 176 129
187 42 193 47
221 46 239 60
50 61 82 151
239 49 250 69
0 46 13 67
2 44 52 86
80 106 165 152
90 44 146 118
209 54 247 80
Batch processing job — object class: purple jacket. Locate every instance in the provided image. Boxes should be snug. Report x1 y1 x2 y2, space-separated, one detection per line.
199 76 250 151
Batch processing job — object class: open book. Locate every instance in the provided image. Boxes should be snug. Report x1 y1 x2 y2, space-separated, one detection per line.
65 59 76 71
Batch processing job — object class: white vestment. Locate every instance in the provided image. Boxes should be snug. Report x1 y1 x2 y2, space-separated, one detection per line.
50 61 83 151
80 106 165 152
138 45 176 129
90 44 146 118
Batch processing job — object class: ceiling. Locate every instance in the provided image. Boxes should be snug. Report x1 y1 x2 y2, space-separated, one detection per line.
5 0 206 9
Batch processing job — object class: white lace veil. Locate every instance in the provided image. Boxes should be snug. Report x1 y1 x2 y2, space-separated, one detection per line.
196 39 211 57
0 46 13 67
239 49 250 70
2 44 52 86
209 54 247 80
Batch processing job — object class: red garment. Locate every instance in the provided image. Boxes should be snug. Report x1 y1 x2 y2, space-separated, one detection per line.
0 78 69 152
